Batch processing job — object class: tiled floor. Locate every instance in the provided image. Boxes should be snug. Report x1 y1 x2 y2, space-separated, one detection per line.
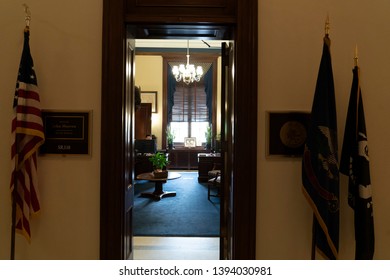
134 236 220 260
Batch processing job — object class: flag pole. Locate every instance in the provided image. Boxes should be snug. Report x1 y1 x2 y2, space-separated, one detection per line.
325 14 330 36
354 45 360 136
354 45 358 67
311 214 316 259
23 3 31 30
10 173 17 260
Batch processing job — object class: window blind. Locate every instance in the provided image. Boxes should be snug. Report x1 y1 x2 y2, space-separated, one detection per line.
171 84 209 122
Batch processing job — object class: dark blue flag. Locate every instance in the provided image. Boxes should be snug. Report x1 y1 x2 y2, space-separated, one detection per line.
340 66 374 259
302 35 339 259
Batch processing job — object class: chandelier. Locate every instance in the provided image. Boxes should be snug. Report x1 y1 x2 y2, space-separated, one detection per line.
172 40 203 85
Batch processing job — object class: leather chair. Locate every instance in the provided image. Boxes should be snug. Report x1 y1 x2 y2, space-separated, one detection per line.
207 170 220 200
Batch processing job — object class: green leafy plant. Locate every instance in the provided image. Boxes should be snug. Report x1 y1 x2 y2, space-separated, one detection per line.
205 125 212 147
166 126 175 146
149 152 169 170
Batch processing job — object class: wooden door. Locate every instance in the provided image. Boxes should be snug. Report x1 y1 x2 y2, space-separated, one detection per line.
220 42 235 259
135 103 152 139
123 38 136 260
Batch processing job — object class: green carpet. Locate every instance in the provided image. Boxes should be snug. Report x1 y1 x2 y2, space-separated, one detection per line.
133 171 220 237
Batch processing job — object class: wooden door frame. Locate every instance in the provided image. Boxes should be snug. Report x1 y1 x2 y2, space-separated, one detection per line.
100 0 258 259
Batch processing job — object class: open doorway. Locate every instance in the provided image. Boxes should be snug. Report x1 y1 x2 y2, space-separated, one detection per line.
100 0 258 260
132 39 227 259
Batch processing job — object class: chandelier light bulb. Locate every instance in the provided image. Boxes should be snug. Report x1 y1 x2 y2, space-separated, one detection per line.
172 41 203 85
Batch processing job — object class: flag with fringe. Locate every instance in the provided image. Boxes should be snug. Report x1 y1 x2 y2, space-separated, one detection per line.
11 29 45 242
302 35 339 259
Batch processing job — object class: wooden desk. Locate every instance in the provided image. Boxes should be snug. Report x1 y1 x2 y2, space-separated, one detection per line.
168 148 208 169
197 153 221 182
136 171 181 200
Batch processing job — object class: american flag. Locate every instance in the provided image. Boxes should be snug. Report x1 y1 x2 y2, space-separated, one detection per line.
10 29 45 242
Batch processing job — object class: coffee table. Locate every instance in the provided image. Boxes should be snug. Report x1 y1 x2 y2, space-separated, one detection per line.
136 171 181 200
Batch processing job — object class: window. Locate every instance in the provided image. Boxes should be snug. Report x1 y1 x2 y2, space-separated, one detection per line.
164 56 217 149
170 83 209 146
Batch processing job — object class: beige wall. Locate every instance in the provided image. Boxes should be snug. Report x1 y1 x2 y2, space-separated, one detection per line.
0 1 102 259
135 56 164 148
258 1 390 259
1 0 389 260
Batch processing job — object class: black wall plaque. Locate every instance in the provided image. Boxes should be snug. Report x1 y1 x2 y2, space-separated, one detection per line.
267 111 310 157
40 111 91 155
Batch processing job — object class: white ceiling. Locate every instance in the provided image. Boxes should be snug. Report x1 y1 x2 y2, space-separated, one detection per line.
135 39 229 49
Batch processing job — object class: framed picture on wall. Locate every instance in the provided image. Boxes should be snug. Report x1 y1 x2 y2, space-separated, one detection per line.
267 111 311 157
141 91 157 113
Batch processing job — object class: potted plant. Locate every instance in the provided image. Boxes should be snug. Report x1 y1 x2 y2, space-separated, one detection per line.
149 152 170 178
205 125 212 150
166 126 175 149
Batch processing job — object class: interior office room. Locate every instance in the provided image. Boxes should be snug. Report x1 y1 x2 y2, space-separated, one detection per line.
1 0 390 260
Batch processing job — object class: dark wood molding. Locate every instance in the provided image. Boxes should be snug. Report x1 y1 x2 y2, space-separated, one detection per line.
135 24 232 40
232 0 258 260
101 0 257 260
125 0 236 21
100 0 126 260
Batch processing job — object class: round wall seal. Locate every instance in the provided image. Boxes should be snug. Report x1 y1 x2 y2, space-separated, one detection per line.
279 121 307 148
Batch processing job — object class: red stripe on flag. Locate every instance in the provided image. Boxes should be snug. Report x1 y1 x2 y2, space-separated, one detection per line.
14 120 44 132
16 105 42 117
17 89 41 101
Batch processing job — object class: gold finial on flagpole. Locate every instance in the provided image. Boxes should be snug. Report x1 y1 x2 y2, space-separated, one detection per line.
354 45 359 67
325 14 330 36
23 3 31 31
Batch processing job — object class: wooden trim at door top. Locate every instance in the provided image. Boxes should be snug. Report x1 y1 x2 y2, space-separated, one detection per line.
100 0 257 260
125 0 236 22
